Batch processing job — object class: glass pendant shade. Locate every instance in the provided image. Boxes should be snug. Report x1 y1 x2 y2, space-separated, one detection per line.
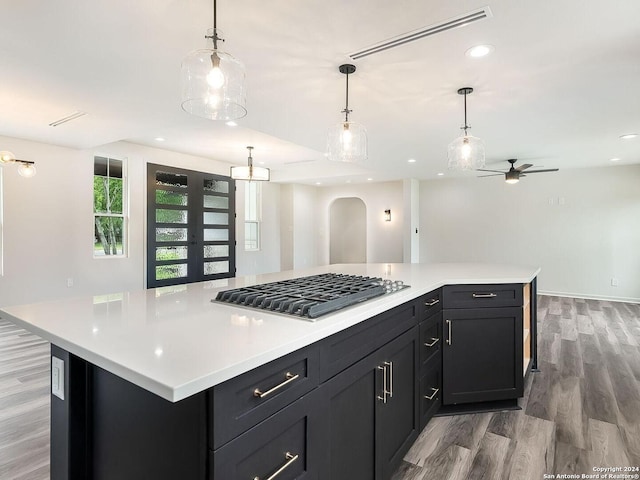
17 162 37 178
0 150 16 163
181 29 247 121
447 133 485 170
230 165 270 181
230 146 270 181
327 121 368 163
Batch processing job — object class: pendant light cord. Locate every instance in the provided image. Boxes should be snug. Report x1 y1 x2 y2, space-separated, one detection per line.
342 72 351 123
208 0 221 49
463 90 469 134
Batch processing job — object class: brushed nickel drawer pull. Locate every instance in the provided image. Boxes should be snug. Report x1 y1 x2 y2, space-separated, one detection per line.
385 361 393 398
377 365 387 403
424 388 440 400
253 372 299 398
253 452 299 480
472 293 497 298
424 337 439 347
425 298 440 307
446 320 452 345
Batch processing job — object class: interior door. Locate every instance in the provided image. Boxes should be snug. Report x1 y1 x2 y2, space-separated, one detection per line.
147 164 236 288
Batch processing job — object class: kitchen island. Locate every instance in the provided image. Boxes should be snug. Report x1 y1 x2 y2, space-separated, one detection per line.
0 263 539 480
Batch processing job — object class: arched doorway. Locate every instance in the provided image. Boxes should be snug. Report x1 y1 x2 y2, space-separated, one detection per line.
329 197 366 264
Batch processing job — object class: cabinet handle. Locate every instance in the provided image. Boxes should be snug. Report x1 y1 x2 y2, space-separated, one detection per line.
446 320 452 345
253 452 299 480
472 293 497 298
424 388 440 401
424 337 439 347
377 365 387 403
253 372 299 398
425 298 440 307
385 361 393 398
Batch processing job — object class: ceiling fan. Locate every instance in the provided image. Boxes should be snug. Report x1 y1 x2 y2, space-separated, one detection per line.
477 159 559 184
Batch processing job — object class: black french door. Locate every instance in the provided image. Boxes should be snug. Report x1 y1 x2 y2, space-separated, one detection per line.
146 163 236 288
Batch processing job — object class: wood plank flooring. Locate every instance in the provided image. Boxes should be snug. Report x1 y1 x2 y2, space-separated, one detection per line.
0 295 638 479
394 296 640 480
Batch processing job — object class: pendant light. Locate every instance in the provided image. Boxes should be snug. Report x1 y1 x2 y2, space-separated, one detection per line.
0 150 37 177
181 0 247 121
327 64 368 163
230 146 270 181
447 87 485 170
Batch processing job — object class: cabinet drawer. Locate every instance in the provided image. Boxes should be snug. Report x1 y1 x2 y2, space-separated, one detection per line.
211 345 319 449
319 301 418 382
419 311 442 372
419 358 441 429
421 289 442 318
442 284 523 309
211 390 320 480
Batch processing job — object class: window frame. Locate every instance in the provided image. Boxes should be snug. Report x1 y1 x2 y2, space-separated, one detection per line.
93 155 128 258
244 181 262 252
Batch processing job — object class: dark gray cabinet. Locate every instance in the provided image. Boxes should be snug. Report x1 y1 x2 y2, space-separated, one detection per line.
442 300 524 405
319 327 419 480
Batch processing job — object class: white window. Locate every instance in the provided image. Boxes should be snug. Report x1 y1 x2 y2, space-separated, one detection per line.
245 182 261 251
93 156 127 257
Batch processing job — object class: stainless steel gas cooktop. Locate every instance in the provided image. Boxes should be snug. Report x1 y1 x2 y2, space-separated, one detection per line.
213 273 409 319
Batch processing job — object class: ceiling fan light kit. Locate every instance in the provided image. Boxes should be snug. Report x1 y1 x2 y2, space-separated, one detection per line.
181 0 247 121
477 158 559 184
326 64 368 163
448 87 486 171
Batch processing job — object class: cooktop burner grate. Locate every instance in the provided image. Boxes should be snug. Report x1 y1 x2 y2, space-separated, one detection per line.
213 273 409 319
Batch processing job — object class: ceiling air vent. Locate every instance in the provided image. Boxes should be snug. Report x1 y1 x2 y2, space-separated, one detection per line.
48 111 87 127
348 6 493 60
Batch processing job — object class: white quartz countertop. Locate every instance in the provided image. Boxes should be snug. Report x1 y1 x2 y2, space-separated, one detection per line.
0 263 539 402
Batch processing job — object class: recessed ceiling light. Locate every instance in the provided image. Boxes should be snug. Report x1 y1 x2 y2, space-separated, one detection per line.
620 133 638 140
610 157 620 162
346 180 352 183
155 137 165 142
315 181 322 185
408 158 416 163
437 172 444 176
226 121 238 127
367 178 373 181
465 44 495 58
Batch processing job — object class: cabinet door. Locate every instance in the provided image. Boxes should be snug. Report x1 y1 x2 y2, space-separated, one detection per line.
375 328 419 480
442 307 523 405
318 349 379 480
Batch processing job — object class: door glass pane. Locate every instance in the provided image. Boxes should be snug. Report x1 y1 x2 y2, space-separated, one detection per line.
156 228 188 242
156 190 188 206
203 195 229 209
204 261 229 275
156 246 188 261
156 171 187 188
203 212 228 225
156 209 188 224
203 179 229 193
156 264 188 280
204 229 228 241
203 245 229 258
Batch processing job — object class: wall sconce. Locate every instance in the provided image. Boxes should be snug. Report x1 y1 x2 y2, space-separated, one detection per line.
0 151 37 177
384 209 391 222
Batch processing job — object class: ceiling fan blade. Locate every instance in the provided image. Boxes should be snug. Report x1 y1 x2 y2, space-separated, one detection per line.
476 169 506 174
524 168 559 173
477 174 504 178
515 163 533 172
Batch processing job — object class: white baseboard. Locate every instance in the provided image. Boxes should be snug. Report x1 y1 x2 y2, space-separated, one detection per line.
538 290 640 304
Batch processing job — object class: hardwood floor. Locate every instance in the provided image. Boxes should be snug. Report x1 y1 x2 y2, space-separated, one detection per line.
394 296 640 480
0 296 638 479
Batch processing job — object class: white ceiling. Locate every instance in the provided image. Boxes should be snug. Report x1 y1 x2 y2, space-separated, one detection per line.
1 0 639 184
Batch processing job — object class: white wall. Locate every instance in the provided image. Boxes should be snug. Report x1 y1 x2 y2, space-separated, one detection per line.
329 197 367 264
0 135 280 306
278 184 318 271
419 165 640 302
316 181 404 265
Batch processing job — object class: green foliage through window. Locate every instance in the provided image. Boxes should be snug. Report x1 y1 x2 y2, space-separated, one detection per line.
94 156 126 256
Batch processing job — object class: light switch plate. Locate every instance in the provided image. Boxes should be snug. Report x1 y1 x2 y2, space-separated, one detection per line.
51 356 65 400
